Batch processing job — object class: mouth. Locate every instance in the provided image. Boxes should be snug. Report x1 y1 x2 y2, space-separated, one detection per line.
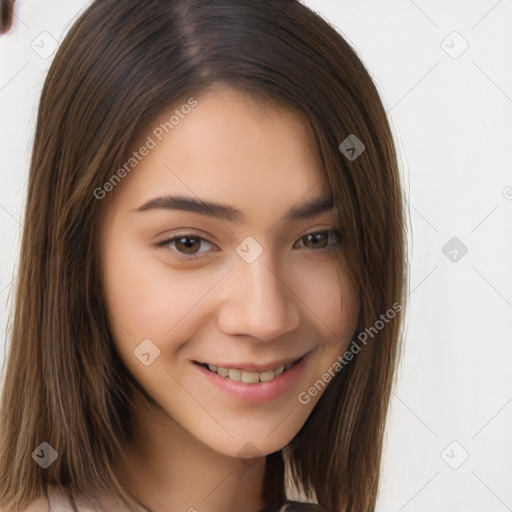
192 353 308 385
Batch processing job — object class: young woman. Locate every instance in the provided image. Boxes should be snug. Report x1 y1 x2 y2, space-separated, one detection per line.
0 1 408 511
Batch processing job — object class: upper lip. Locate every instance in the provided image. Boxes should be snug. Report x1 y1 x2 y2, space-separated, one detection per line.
193 351 310 372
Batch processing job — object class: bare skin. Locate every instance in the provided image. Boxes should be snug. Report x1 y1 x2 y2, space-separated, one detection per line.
98 86 360 512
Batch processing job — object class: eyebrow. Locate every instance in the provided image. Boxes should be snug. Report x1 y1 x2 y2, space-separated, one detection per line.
134 193 333 224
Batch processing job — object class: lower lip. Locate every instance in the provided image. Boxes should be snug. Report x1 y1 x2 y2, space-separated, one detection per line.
194 352 312 404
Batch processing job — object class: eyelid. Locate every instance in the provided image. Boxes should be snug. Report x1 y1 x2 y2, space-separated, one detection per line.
154 231 217 260
154 227 341 261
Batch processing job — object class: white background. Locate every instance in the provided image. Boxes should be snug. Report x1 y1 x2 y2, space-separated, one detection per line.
1 1 511 511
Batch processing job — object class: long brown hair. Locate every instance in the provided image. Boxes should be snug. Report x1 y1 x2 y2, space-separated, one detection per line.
0 1 408 510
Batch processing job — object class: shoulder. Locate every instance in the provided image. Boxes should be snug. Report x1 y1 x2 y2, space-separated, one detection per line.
278 501 326 512
1 495 50 512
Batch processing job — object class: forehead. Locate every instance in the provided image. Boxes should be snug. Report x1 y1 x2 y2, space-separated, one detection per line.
105 86 330 218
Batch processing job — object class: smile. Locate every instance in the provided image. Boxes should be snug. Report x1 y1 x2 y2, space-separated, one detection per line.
193 350 314 403
195 356 304 384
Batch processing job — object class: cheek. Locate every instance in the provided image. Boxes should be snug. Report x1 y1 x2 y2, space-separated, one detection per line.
293 259 359 343
102 226 358 349
102 246 163 337
101 233 219 344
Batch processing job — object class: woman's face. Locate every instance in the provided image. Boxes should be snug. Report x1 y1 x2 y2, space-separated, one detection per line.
100 86 359 458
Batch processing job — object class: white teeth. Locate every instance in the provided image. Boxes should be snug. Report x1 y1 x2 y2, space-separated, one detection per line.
241 371 260 384
228 368 241 381
217 366 228 377
205 359 299 383
259 371 276 382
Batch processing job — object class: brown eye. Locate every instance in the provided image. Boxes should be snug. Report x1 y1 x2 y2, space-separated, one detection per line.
174 235 202 255
302 231 328 249
155 228 341 262
296 229 341 250
155 233 216 259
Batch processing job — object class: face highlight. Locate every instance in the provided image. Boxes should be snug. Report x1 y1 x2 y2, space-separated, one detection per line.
100 86 360 460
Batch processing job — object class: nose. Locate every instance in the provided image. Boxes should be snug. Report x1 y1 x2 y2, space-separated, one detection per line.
217 250 301 341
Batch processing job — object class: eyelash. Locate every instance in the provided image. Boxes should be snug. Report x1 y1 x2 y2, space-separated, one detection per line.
154 228 342 261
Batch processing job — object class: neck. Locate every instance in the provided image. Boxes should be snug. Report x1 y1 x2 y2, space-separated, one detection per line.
113 397 267 512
